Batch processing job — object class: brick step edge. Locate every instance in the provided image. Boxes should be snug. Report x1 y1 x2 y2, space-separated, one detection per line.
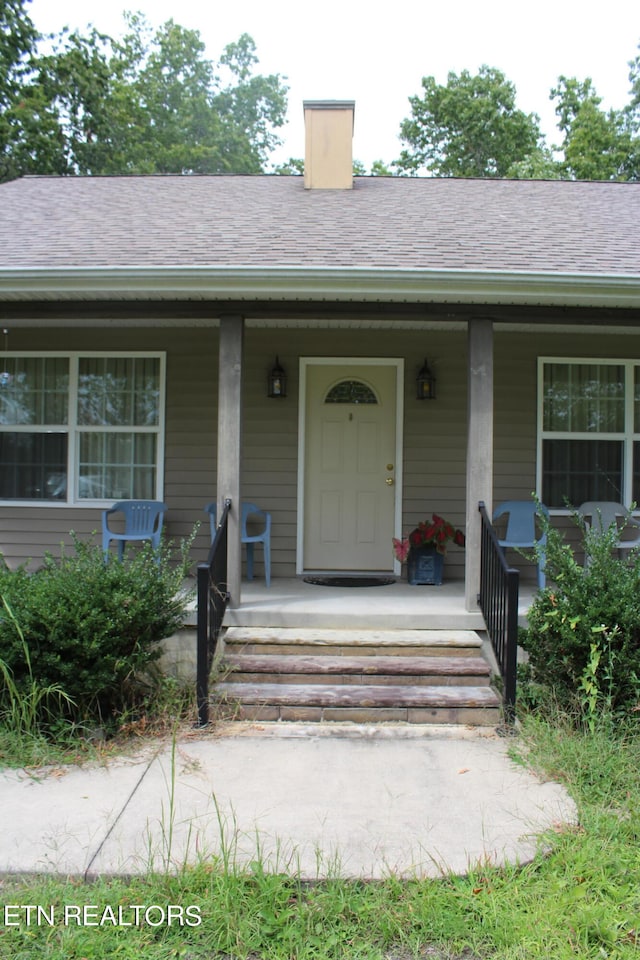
213 681 501 709
221 654 492 678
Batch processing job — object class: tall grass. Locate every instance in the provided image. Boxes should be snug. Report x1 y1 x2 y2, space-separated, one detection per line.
0 597 76 765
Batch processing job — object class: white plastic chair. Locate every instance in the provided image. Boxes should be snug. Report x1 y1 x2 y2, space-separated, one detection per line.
577 501 640 559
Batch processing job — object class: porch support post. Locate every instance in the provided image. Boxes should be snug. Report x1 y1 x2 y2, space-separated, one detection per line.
465 317 494 611
217 314 244 609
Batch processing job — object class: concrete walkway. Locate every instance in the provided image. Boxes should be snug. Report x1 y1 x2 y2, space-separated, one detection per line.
0 723 576 880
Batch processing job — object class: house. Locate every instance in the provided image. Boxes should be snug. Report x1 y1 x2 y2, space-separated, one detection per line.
1 100 639 623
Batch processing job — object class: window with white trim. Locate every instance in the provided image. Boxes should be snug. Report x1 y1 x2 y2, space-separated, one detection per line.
538 358 640 509
0 353 165 503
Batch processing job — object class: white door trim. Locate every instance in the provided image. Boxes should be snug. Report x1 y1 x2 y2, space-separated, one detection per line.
296 357 404 574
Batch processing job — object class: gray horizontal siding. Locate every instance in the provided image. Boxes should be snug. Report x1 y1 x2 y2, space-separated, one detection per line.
0 327 218 570
1 321 639 584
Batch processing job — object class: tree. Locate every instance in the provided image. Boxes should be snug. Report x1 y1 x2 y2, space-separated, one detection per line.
625 47 640 179
550 75 636 180
0 9 288 180
215 33 288 172
47 16 288 176
628 47 640 132
103 15 231 175
0 0 36 105
395 65 544 178
0 0 66 181
35 26 115 175
370 159 394 176
506 147 562 180
274 157 304 175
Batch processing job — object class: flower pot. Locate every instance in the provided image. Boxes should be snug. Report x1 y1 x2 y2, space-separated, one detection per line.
407 545 445 585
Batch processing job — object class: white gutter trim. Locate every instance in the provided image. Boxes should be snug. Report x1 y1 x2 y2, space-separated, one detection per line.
0 265 639 308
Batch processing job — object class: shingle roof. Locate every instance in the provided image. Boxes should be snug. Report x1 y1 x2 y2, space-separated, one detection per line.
1 174 638 275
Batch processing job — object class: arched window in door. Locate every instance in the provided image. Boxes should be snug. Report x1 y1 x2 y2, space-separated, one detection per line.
324 379 378 404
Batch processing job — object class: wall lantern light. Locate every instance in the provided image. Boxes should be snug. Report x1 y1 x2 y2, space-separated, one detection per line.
416 358 436 400
268 356 287 398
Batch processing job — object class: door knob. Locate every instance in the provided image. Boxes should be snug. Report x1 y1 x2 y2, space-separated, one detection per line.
385 477 394 486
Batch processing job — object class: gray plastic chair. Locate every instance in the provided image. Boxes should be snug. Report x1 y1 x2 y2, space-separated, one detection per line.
577 501 640 558
102 500 167 560
492 500 549 589
204 501 271 587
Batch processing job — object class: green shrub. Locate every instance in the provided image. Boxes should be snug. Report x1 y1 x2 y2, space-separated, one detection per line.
0 532 195 731
521 511 640 723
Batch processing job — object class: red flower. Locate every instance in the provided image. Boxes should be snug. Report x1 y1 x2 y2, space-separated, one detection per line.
392 512 465 560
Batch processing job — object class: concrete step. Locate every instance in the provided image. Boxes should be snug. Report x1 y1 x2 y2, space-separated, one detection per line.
221 653 492 687
213 681 501 726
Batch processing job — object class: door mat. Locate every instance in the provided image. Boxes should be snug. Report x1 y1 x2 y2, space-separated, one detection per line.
303 576 396 588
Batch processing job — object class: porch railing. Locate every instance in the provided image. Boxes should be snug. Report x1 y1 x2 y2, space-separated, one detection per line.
478 501 519 723
196 498 231 727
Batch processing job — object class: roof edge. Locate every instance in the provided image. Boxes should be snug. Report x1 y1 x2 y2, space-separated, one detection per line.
0 265 639 308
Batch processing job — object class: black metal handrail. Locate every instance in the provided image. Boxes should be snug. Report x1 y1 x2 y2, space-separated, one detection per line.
196 498 231 727
478 501 519 723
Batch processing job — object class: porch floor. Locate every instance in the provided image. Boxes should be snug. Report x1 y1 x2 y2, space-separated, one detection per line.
221 577 537 630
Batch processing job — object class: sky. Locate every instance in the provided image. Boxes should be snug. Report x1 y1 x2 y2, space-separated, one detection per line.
28 0 640 170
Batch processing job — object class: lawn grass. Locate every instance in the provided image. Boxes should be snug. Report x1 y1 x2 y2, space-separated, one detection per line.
1 712 639 959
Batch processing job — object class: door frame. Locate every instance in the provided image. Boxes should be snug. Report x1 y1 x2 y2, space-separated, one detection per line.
296 357 405 574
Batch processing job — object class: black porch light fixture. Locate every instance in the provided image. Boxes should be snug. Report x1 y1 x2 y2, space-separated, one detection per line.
268 356 287 398
416 358 436 400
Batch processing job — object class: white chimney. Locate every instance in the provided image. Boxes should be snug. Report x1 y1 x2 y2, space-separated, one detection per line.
303 100 355 190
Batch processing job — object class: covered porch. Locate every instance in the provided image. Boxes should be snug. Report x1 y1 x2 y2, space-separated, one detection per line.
216 315 495 614
193 495 532 724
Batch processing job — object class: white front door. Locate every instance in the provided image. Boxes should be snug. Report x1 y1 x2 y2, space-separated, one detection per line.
301 360 402 572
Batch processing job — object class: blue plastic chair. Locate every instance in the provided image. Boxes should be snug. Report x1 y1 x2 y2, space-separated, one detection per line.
492 500 549 589
204 501 271 587
102 500 167 561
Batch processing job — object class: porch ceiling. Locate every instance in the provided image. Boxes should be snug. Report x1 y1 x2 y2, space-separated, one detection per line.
2 294 640 330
